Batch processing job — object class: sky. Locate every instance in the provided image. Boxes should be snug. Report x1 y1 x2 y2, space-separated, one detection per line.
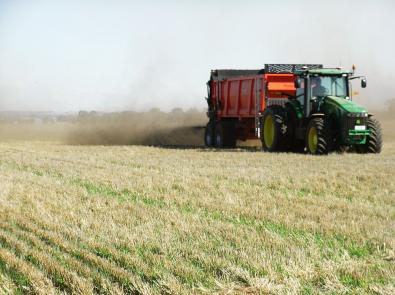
0 0 394 112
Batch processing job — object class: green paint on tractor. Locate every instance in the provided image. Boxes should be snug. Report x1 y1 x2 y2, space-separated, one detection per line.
305 68 352 75
325 96 368 114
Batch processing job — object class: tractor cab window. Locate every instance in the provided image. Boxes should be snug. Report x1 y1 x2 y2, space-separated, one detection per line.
295 78 305 105
311 76 347 98
311 77 328 97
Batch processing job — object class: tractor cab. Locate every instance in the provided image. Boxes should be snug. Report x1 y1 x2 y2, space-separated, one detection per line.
294 68 367 117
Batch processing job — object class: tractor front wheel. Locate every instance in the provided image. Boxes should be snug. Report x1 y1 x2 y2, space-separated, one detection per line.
305 117 331 155
356 117 382 154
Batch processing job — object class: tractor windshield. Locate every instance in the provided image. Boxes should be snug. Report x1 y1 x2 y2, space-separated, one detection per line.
311 76 347 97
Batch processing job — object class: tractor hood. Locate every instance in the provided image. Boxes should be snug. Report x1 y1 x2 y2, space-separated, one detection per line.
325 96 368 114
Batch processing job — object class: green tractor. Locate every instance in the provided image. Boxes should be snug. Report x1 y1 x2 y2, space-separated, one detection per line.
261 66 383 154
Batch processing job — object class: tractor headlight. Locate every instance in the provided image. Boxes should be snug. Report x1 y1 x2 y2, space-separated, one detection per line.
347 112 367 118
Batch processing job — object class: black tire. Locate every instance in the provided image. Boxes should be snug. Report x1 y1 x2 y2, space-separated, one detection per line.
305 117 332 155
215 122 224 148
336 145 350 154
204 122 215 147
356 117 382 154
285 105 304 152
215 121 236 148
224 121 237 148
260 106 288 152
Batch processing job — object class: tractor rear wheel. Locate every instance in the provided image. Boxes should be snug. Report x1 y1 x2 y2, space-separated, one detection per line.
356 117 382 153
261 106 287 152
305 117 331 155
204 122 215 147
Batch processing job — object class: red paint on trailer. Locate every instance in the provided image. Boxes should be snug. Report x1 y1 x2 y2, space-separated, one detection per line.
208 71 297 140
210 74 296 119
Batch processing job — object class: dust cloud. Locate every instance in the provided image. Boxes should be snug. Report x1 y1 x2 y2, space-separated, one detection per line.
66 109 206 146
0 109 207 146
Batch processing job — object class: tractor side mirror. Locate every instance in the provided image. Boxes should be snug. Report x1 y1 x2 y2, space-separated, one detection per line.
294 78 301 89
361 79 367 88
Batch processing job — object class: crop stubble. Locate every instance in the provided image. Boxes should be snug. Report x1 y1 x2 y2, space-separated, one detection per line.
0 139 394 294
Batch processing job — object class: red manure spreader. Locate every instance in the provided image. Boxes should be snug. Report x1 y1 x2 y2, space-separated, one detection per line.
204 64 382 154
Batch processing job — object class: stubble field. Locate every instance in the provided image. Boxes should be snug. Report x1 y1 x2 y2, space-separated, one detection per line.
0 119 394 294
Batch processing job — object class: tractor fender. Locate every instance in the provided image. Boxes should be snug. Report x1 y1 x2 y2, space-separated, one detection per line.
309 113 325 119
285 100 303 120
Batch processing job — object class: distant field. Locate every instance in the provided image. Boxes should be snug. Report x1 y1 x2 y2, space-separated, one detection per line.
0 138 394 294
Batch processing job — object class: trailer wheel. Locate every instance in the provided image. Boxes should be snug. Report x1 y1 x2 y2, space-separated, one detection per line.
261 106 287 152
215 123 225 148
215 121 236 148
204 122 215 147
305 117 331 155
224 121 236 148
356 117 382 154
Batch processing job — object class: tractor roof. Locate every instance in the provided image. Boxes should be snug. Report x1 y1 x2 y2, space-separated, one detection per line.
304 68 352 75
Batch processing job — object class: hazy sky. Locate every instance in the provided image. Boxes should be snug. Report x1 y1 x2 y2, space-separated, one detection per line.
0 0 394 112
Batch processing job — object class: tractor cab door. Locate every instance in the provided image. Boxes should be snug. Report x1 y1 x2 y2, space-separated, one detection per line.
295 79 305 106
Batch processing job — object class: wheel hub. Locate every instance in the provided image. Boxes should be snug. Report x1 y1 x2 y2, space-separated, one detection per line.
264 115 275 148
308 127 318 153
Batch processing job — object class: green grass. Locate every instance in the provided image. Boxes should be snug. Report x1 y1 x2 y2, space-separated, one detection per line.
0 257 28 295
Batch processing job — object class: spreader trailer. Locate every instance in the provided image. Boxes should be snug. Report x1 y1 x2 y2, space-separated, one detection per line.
204 64 382 154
